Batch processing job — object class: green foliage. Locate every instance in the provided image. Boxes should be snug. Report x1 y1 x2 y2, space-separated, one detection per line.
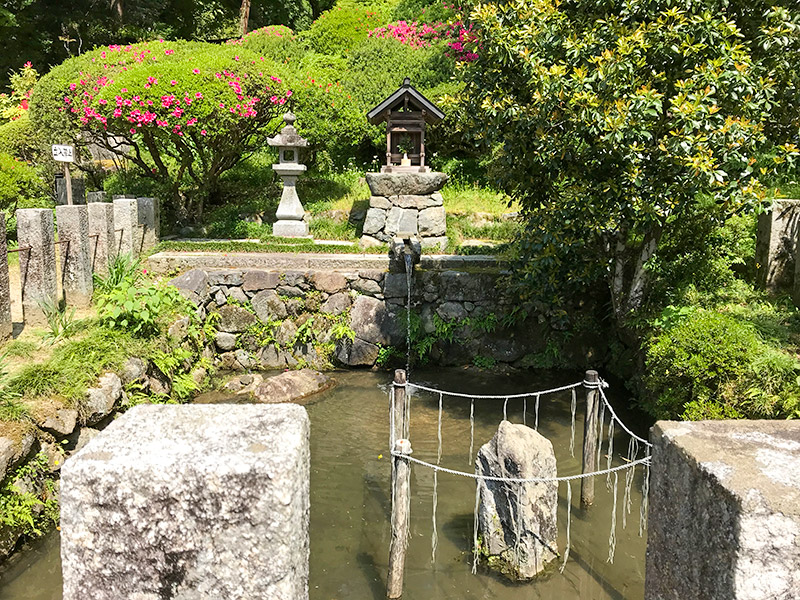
0 354 27 421
30 41 290 219
93 254 144 295
458 0 800 326
9 326 145 402
38 298 80 344
303 1 386 55
0 152 50 236
0 452 58 537
235 25 307 66
293 317 316 346
329 315 356 342
97 278 188 337
472 354 496 369
644 309 800 420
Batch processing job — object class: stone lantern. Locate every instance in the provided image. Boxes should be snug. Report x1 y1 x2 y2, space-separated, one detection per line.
268 112 309 237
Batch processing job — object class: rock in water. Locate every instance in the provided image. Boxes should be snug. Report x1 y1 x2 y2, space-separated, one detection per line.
476 420 558 580
253 369 334 404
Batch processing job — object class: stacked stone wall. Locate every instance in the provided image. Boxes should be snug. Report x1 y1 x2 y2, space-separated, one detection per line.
360 172 449 250
170 266 602 371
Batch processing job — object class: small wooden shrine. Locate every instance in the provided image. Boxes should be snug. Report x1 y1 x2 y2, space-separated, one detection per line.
367 77 445 173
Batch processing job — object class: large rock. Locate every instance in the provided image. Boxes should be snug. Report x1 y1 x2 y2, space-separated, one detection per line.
419 206 447 237
242 270 280 292
335 338 380 366
169 269 208 303
309 271 347 294
385 207 418 236
216 305 258 333
350 295 392 345
253 369 333 404
251 289 288 321
366 172 448 196
83 372 123 425
38 408 79 437
362 208 386 236
476 420 558 580
646 420 800 600
60 404 310 600
320 292 351 315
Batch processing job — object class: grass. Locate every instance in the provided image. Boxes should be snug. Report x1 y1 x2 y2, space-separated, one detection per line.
151 239 389 255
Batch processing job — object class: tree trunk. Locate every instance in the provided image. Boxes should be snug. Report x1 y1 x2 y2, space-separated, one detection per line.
239 0 251 36
609 228 661 325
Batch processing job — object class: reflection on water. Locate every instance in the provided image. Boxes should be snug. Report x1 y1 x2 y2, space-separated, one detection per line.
0 368 649 600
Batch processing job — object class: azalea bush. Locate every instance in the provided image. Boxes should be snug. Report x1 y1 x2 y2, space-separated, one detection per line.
303 1 386 55
231 25 306 67
30 40 291 219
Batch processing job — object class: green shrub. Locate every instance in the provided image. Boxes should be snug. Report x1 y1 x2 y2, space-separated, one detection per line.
30 41 291 220
0 354 27 421
303 1 386 55
97 279 188 337
0 452 58 537
644 309 800 420
0 152 51 238
235 25 307 67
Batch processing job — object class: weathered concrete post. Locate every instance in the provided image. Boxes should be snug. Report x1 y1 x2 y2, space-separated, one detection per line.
646 420 800 600
86 191 107 203
136 196 159 254
392 368 407 445
113 197 138 257
61 403 310 600
87 202 116 275
56 205 93 307
0 213 11 341
16 208 57 324
755 198 800 292
387 438 412 599
581 369 600 506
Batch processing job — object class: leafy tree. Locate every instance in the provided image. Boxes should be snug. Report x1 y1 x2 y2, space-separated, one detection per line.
30 40 290 219
457 0 799 326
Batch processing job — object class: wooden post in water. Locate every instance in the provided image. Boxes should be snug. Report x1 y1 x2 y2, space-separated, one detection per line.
387 438 412 599
392 369 407 445
581 370 600 507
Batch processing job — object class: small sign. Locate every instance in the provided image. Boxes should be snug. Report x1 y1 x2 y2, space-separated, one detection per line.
52 144 75 163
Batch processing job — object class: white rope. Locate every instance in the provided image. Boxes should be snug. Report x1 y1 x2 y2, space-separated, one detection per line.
606 420 615 491
596 400 606 472
468 399 474 466
534 393 540 430
472 484 480 574
431 469 439 564
639 447 651 537
503 397 508 421
559 481 572 573
393 452 650 483
437 393 443 463
407 380 583 400
599 385 652 448
608 472 619 563
523 397 527 425
623 438 638 529
569 388 577 457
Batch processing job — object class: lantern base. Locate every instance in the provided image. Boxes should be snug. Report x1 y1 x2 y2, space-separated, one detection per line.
381 165 431 174
273 220 309 238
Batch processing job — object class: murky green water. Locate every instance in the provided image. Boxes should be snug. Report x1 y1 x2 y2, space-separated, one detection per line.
0 368 649 599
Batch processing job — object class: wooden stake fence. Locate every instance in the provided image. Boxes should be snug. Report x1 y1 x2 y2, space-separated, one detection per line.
581 369 600 506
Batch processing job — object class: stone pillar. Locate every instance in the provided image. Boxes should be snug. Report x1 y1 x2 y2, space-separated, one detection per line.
88 202 116 275
113 197 138 258
60 403 310 600
476 420 558 580
56 176 86 205
86 191 107 203
56 205 93 307
755 198 800 292
16 208 57 324
0 213 11 341
646 420 800 600
136 197 159 253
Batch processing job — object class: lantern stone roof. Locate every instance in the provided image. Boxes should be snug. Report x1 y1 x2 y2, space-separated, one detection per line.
366 78 445 125
267 112 309 147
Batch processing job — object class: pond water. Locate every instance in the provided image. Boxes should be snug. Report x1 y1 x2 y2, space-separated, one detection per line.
0 368 650 600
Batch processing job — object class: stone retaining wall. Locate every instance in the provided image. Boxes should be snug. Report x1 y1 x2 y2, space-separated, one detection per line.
170 266 601 371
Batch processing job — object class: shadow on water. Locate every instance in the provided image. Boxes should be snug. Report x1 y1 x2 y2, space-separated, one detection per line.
0 369 648 600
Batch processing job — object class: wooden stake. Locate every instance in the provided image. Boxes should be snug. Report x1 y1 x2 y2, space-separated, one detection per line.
63 163 73 206
387 438 412 599
392 369 407 446
581 370 600 507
